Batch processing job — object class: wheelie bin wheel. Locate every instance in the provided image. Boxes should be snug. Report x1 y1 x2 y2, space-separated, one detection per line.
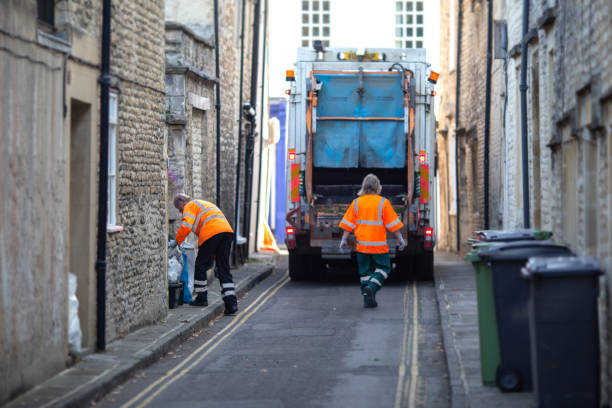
496 366 521 392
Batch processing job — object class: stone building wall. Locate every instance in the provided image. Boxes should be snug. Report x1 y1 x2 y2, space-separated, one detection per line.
0 3 67 403
441 0 612 402
104 0 168 342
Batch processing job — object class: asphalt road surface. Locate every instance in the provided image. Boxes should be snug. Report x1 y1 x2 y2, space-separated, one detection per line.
97 256 450 408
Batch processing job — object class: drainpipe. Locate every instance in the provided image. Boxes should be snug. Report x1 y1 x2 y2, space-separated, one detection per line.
234 0 246 260
244 0 261 253
214 0 221 206
95 0 111 351
484 0 493 229
520 0 530 228
455 0 463 252
254 0 268 252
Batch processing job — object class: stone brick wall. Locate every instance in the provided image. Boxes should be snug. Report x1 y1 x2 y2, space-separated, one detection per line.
104 0 168 342
0 4 67 403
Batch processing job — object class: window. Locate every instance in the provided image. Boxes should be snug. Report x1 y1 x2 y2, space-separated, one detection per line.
406 27 413 36
302 14 309 23
395 27 403 37
416 41 422 47
406 14 413 24
396 2 403 11
396 15 403 24
323 40 330 47
406 40 413 48
302 1 309 10
416 27 423 37
323 14 330 23
37 0 54 26
323 1 330 11
323 26 330 36
302 26 309 36
416 14 423 24
416 1 423 11
313 14 319 23
312 1 319 11
108 93 118 226
396 40 403 48
313 26 319 36
406 2 413 11
302 40 309 46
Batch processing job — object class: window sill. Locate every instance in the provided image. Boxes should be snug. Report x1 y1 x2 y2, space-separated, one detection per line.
107 225 124 233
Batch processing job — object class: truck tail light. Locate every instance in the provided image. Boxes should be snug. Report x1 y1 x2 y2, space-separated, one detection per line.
285 226 296 249
285 89 291 95
288 152 296 160
286 226 295 235
419 150 426 164
425 227 433 237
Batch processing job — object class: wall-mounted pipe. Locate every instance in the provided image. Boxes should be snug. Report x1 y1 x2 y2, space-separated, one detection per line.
214 0 221 206
520 0 530 228
244 0 262 253
484 0 493 229
455 0 463 252
95 0 111 352
254 0 269 252
234 0 247 259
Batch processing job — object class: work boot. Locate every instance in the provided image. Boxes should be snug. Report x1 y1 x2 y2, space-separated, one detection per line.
363 286 378 308
224 295 238 315
190 293 208 307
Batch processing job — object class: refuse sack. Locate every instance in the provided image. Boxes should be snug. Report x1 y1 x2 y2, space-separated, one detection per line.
168 256 182 282
180 242 196 302
68 273 82 354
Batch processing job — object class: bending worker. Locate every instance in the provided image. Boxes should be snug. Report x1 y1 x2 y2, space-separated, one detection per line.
171 193 238 315
339 174 406 308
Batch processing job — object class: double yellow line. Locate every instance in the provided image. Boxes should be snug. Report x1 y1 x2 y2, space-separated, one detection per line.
121 272 290 408
394 282 420 408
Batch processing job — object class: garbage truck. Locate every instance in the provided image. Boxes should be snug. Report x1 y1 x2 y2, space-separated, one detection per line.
284 47 437 280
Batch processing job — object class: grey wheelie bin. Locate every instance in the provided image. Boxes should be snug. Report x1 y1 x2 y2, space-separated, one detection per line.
477 241 573 392
522 256 602 408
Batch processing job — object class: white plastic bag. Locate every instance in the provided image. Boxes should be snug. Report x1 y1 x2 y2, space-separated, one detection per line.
68 273 82 354
168 257 182 282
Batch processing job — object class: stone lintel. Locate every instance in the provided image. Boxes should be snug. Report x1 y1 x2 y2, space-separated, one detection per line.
508 44 521 59
537 7 556 31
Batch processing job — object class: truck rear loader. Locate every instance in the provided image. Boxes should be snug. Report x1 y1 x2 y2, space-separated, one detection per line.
284 47 437 281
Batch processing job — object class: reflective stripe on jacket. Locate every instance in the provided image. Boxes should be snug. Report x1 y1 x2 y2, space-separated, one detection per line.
339 194 403 254
176 200 233 246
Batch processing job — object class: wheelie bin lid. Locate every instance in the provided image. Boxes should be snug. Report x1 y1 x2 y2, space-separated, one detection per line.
474 229 552 242
521 256 603 279
477 240 573 262
464 242 504 262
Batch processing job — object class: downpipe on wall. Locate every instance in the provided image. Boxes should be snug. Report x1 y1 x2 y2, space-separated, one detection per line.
520 0 530 228
234 0 247 262
455 0 463 252
95 0 111 352
484 0 493 229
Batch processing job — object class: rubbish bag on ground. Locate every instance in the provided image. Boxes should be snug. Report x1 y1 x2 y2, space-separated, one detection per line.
180 242 196 296
68 273 82 354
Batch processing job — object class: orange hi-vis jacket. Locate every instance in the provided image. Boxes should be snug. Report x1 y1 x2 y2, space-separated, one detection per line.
339 194 404 254
176 200 233 247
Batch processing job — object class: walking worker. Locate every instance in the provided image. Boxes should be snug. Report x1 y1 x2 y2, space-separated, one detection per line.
339 174 406 308
170 193 238 315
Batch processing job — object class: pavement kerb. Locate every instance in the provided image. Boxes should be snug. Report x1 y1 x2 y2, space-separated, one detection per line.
5 261 275 408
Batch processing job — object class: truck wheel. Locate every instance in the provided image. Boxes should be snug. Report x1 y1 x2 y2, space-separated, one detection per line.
288 252 308 281
416 252 434 281
393 255 413 281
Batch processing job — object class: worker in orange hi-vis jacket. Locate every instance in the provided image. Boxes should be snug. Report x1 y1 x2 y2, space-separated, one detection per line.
339 174 406 308
170 193 237 315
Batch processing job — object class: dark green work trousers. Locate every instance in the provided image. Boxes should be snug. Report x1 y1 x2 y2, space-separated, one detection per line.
356 252 391 296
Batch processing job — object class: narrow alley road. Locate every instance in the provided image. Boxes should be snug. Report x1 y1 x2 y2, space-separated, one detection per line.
96 257 450 408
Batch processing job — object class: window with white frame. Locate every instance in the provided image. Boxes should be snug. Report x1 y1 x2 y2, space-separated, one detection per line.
394 0 425 49
108 92 118 226
300 0 330 48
